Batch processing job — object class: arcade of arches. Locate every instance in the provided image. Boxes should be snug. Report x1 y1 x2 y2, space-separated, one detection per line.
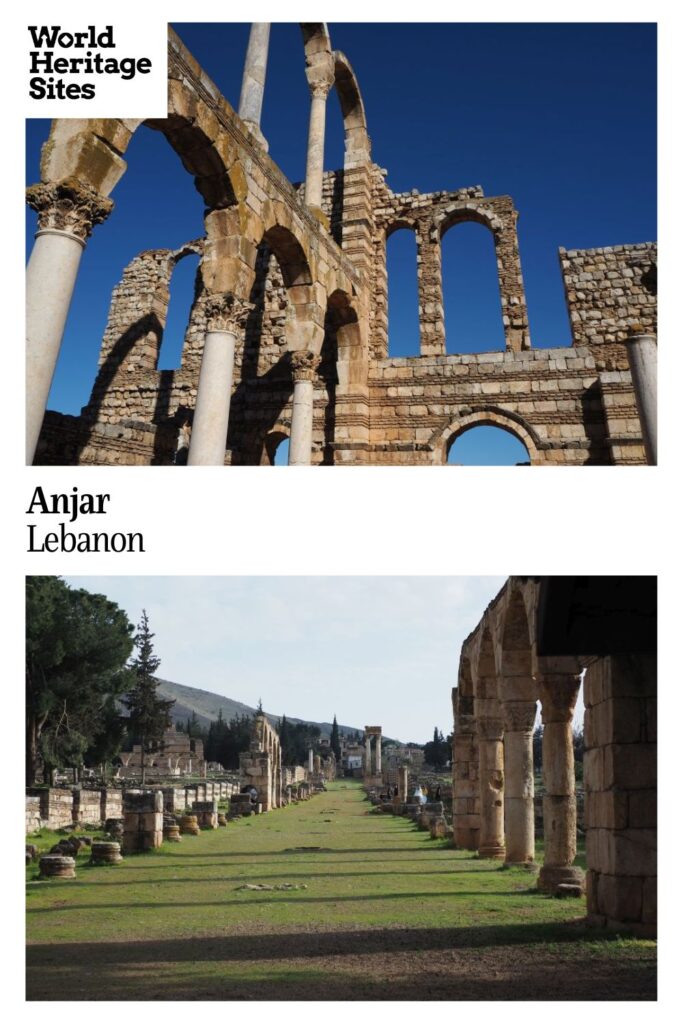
451 576 656 936
27 24 657 466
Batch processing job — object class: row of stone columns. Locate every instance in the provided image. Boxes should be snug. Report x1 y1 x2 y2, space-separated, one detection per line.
460 674 582 889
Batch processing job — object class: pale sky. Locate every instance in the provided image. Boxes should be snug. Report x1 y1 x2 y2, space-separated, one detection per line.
64 576 507 743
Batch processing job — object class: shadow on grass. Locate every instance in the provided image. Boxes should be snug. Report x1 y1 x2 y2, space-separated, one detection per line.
25 919 647 965
36 867 504 888
27 890 567 913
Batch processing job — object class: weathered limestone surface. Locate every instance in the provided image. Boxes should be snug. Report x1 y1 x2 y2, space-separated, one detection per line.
584 654 657 936
30 26 655 467
456 577 656 936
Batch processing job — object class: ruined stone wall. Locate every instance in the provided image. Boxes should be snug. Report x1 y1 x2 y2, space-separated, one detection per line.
560 244 657 358
33 30 655 468
72 789 103 826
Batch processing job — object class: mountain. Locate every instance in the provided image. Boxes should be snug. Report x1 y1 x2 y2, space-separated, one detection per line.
155 678 367 739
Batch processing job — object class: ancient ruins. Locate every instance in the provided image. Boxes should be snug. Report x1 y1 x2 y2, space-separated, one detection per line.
27 24 657 466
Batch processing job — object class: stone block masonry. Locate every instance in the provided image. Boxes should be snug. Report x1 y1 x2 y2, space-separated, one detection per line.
29 25 655 467
122 790 164 853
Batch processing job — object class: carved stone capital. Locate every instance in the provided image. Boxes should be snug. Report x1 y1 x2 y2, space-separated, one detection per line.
477 716 504 742
204 294 253 333
290 350 321 382
305 56 335 98
538 675 581 724
502 701 536 734
26 177 113 242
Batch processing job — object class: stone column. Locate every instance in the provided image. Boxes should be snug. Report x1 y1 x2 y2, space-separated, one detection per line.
25 180 113 463
288 351 321 465
502 701 536 865
477 716 506 859
187 296 250 466
626 332 657 465
238 23 270 148
308 748 314 773
538 674 584 892
375 733 382 775
365 734 372 775
304 57 335 213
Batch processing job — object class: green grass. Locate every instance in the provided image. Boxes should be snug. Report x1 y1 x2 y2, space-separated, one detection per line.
26 781 655 1000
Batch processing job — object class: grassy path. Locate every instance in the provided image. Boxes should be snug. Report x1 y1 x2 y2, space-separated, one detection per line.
26 781 655 1000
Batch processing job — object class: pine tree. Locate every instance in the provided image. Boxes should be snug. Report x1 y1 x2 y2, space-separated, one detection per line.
123 610 174 785
330 714 341 760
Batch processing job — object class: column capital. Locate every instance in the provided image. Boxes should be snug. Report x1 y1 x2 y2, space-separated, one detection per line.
290 350 321 382
538 675 581 724
502 701 536 734
305 55 335 98
26 177 113 242
204 294 253 333
477 716 504 742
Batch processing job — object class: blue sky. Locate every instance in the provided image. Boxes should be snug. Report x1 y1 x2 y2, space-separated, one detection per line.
65 576 509 743
26 23 656 463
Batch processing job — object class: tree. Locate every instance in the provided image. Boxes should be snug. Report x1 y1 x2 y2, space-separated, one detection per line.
532 724 544 772
26 577 135 785
123 610 175 785
424 726 449 769
330 714 341 760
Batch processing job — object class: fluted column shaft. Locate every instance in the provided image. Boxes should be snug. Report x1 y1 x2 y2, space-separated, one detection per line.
477 716 506 859
26 180 113 463
288 351 320 465
502 701 536 864
538 674 584 892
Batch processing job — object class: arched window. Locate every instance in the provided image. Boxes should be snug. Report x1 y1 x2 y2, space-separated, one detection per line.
447 425 530 466
157 252 201 370
442 221 505 353
264 434 290 465
386 227 420 357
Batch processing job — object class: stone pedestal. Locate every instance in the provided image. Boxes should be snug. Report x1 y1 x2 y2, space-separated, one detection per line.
193 799 218 829
122 790 164 853
477 717 506 859
538 675 584 892
503 701 536 865
25 180 112 463
626 332 657 464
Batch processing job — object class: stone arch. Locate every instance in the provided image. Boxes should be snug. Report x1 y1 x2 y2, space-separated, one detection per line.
437 407 541 464
433 205 505 239
332 51 371 168
40 100 245 212
440 217 506 353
